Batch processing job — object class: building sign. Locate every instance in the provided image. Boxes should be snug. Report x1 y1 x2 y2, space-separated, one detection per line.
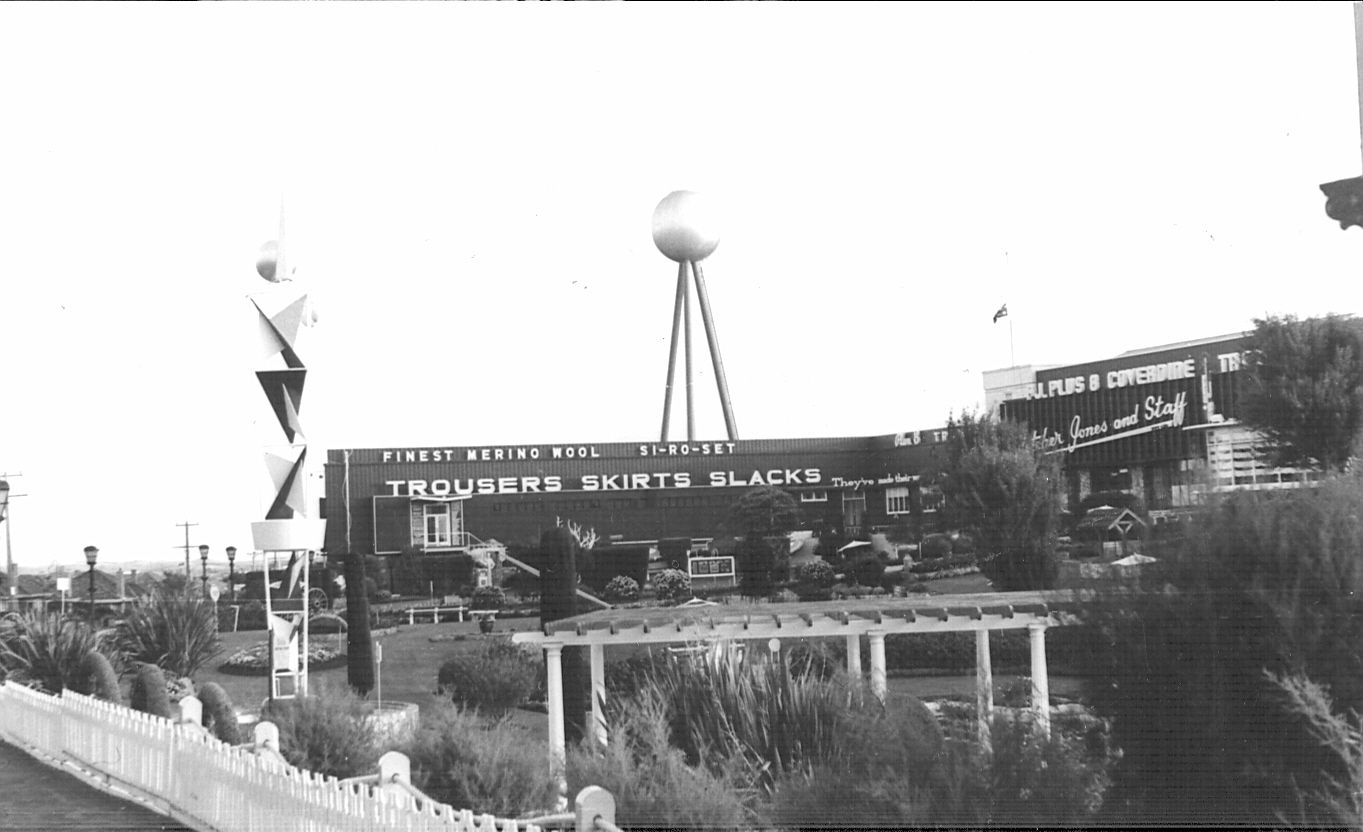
1029 333 1254 400
1027 389 1191 454
382 467 825 497
689 556 735 578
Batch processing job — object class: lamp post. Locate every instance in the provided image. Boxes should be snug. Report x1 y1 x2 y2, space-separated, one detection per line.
84 546 98 623
199 544 210 599
226 546 237 603
0 480 9 610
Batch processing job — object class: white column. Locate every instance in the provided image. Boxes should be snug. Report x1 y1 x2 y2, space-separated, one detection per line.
868 630 887 703
544 642 567 807
1028 624 1050 739
976 629 994 747
589 643 608 747
846 633 863 688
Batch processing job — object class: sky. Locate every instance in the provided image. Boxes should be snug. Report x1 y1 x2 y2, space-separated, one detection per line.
1 1 1361 570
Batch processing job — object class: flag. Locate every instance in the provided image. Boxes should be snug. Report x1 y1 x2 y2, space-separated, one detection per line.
993 304 1008 324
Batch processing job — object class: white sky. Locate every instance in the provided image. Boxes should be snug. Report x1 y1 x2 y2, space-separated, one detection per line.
2 1 1361 569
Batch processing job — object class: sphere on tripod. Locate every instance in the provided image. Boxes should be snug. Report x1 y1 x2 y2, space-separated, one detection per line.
651 190 721 262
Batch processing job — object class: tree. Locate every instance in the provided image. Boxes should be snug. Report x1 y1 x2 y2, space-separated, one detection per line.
343 553 375 696
728 485 801 539
940 411 1064 590
1240 314 1363 472
729 486 799 600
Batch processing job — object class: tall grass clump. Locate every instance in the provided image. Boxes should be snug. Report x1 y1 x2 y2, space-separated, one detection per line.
568 687 756 831
401 704 558 816
644 645 847 784
436 639 541 714
1270 670 1363 828
262 684 380 778
114 587 222 678
0 612 114 693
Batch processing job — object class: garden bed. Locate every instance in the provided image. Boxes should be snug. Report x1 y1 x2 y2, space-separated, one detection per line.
217 641 348 676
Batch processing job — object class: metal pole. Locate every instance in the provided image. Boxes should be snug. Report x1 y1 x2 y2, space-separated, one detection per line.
689 261 739 440
88 565 96 623
1355 1 1363 168
660 262 687 442
683 261 695 442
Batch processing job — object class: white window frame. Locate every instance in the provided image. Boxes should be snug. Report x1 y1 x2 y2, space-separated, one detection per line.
800 490 829 503
885 485 912 515
423 502 452 547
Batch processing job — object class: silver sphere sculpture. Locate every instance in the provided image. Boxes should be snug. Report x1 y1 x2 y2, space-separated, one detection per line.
256 240 281 282
652 190 721 263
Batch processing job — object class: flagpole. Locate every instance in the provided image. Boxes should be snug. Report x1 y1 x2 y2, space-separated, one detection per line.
1010 316 1015 366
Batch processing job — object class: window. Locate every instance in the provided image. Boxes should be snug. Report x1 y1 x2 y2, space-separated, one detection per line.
800 490 828 503
424 502 451 547
885 486 911 515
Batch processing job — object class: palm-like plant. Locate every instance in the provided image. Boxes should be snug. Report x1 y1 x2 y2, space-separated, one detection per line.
0 611 116 693
113 587 222 678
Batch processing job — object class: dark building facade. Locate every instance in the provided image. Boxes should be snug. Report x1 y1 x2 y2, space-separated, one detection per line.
994 331 1308 515
322 431 952 556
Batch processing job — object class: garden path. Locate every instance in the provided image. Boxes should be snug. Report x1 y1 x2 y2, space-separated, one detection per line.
0 739 188 831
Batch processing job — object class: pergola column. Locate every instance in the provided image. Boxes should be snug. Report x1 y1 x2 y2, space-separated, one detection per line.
975 629 994 747
544 642 568 808
845 633 862 688
589 643 608 747
868 630 887 702
1028 623 1051 739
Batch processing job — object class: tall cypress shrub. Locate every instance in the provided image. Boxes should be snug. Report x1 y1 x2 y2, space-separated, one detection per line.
344 552 375 696
539 526 588 745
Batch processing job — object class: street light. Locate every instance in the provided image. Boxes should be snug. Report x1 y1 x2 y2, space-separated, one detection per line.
199 544 210 599
0 480 9 607
226 546 237 603
84 546 98 623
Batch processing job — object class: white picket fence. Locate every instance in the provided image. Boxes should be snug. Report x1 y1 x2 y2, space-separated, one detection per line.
0 681 611 832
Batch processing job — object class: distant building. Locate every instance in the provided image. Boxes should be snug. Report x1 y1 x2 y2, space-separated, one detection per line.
990 329 1317 520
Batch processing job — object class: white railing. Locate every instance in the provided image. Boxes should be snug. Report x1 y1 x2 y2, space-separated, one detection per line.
0 681 614 832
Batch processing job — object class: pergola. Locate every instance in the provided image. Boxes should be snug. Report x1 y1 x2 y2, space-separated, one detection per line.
513 588 1083 784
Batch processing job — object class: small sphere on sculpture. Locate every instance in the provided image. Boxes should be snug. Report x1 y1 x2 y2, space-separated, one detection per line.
652 190 721 262
256 240 281 282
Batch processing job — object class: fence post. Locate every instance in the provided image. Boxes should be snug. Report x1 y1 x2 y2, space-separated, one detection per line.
178 695 203 727
575 785 615 831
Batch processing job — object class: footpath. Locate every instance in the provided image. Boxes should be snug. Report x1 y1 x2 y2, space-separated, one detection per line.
0 739 188 831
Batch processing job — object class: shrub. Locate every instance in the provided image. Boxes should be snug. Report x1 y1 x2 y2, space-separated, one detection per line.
74 651 123 704
984 714 1115 825
568 687 756 831
920 534 954 559
470 585 506 610
1270 670 1363 828
848 554 886 588
198 681 241 744
792 560 834 587
652 569 691 603
436 639 540 713
262 685 380 779
401 704 557 816
114 588 223 678
0 612 114 694
602 575 640 604
130 663 173 718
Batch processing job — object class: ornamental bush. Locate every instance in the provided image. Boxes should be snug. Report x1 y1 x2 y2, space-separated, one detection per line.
470 585 505 611
130 663 173 718
198 681 241 744
401 704 557 816
792 560 835 587
0 612 113 694
603 575 640 604
436 639 540 713
114 588 223 678
74 651 123 705
652 569 691 603
262 685 380 779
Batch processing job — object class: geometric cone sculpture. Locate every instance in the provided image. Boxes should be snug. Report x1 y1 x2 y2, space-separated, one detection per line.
256 369 307 444
251 293 309 370
264 446 307 520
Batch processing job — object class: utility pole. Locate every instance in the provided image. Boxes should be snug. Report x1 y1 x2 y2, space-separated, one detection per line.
175 521 199 578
